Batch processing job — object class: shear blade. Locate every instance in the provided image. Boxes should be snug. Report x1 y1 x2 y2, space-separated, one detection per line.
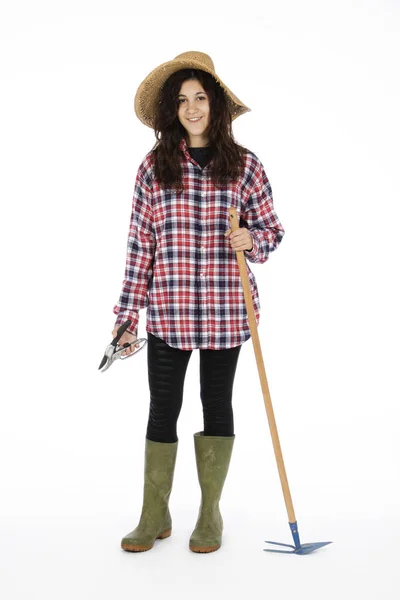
98 355 108 370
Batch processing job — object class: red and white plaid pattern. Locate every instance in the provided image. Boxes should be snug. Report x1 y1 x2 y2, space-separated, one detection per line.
113 136 285 349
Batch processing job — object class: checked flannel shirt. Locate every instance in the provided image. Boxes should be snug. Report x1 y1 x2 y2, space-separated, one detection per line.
113 136 285 350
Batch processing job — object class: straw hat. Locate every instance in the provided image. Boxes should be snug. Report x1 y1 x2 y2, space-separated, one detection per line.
134 50 251 129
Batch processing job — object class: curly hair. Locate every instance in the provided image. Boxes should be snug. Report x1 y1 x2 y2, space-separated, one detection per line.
150 68 250 192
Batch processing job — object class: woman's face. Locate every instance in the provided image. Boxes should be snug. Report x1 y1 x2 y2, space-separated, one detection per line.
177 79 210 147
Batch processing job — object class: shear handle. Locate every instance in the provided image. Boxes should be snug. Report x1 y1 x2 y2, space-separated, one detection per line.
112 319 132 347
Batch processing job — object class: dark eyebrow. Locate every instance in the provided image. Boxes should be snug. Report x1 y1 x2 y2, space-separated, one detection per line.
177 91 207 97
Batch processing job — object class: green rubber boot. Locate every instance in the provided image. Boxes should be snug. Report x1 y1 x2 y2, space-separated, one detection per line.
189 431 235 553
121 437 178 552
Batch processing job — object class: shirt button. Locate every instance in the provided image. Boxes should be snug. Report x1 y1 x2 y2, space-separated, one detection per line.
200 273 204 277
201 192 206 197
200 246 205 251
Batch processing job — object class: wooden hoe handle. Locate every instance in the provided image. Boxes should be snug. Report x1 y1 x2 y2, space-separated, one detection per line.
228 206 296 524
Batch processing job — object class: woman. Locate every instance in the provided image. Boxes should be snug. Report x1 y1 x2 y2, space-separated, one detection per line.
111 51 285 553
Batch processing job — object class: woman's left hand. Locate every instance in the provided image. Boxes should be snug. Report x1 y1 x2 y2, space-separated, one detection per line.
224 227 253 252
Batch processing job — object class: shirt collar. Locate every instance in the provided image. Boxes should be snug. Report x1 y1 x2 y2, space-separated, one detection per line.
179 136 189 155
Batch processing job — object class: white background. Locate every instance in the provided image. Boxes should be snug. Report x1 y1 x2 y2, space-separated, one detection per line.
1 0 399 598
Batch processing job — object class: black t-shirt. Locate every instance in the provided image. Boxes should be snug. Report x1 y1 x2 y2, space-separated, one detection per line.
188 146 214 168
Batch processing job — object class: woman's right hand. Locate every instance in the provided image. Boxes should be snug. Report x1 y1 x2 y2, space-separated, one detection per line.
111 327 140 357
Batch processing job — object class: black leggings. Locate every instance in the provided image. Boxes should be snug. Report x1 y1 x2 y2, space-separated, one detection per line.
146 332 242 443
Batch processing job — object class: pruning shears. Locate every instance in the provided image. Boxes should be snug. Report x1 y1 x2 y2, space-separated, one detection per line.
98 319 147 372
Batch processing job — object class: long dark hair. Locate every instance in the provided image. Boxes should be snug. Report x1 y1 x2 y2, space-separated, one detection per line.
151 69 250 192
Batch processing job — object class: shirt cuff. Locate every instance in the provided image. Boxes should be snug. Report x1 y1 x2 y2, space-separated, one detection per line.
113 310 139 336
244 232 258 259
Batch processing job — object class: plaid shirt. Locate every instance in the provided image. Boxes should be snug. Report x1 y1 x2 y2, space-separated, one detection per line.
113 136 285 349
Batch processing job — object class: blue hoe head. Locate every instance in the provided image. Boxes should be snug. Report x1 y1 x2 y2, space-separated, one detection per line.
264 540 333 554
264 522 333 554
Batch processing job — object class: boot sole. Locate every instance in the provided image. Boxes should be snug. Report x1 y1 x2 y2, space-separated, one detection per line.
189 543 221 553
121 528 171 552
